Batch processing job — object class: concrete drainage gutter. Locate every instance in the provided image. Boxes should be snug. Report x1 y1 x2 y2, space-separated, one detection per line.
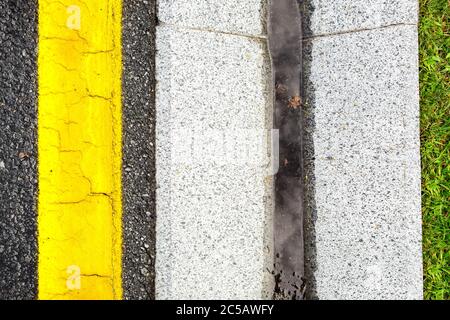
269 0 305 300
155 0 422 300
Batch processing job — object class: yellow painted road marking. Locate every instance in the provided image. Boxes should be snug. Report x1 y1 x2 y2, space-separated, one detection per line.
38 0 122 299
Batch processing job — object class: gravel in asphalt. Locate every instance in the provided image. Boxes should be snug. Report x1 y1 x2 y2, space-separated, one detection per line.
122 0 157 300
0 0 38 300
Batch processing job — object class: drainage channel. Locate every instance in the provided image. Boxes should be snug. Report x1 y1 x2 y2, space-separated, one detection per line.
268 0 305 300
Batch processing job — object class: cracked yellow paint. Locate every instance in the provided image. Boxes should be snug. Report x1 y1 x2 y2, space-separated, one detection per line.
38 0 122 299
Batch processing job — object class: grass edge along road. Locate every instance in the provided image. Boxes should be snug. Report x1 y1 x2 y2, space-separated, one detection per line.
419 0 450 300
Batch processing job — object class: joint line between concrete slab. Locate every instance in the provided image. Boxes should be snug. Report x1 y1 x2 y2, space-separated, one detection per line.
303 22 417 41
158 22 267 40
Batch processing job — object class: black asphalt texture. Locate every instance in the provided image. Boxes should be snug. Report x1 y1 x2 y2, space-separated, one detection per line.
122 0 157 300
0 0 38 300
0 0 156 299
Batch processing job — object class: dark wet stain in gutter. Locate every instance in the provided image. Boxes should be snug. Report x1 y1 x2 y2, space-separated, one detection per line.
268 0 305 300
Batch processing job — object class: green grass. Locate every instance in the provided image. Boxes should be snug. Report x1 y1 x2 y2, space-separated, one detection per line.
419 0 450 300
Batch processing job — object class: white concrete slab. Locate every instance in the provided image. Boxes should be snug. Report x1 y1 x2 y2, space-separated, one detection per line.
304 0 418 36
303 24 423 299
158 0 266 36
155 26 273 299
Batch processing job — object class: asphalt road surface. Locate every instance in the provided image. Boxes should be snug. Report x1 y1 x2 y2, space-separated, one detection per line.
0 0 157 299
0 0 38 300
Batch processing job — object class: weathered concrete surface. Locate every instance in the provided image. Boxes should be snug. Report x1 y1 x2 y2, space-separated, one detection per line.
155 23 273 298
303 23 423 299
158 0 266 36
